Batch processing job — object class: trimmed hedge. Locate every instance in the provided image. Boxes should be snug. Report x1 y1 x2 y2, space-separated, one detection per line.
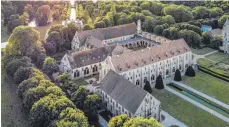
198 65 229 83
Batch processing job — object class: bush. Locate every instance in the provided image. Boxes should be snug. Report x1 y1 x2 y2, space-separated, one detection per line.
185 66 196 77
155 75 164 89
13 67 31 84
143 81 152 93
174 69 182 81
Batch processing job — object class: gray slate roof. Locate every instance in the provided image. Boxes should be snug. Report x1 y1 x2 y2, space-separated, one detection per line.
85 36 104 48
100 70 147 114
67 45 116 69
77 23 136 46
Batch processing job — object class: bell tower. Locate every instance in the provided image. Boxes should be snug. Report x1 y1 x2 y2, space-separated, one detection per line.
137 19 142 35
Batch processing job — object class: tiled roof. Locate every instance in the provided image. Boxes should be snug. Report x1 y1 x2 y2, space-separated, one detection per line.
100 70 147 114
77 23 137 46
85 36 104 48
111 39 191 73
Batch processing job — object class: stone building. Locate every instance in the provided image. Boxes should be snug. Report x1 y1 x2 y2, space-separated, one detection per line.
100 70 161 119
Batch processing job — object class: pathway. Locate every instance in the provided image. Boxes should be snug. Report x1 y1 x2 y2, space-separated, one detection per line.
160 110 187 127
165 86 229 123
172 81 229 109
192 50 218 64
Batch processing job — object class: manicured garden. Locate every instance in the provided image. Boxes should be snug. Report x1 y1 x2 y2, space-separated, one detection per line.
181 71 229 105
197 58 229 77
151 89 228 127
191 47 216 55
206 52 229 65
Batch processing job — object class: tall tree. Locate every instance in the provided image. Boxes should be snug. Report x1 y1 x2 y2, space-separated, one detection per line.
42 56 59 75
108 114 130 127
35 5 51 26
123 117 162 127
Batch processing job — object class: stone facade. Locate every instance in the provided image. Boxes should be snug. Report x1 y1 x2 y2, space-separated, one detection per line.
222 19 229 53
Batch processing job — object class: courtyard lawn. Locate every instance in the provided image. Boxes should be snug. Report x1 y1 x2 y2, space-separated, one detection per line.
191 47 216 55
206 52 229 65
34 20 61 41
1 74 30 127
151 89 228 127
181 71 229 105
1 26 9 43
197 58 229 77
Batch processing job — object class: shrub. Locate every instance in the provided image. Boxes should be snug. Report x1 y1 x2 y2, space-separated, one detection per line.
144 81 152 93
185 66 196 77
155 75 164 89
174 69 182 81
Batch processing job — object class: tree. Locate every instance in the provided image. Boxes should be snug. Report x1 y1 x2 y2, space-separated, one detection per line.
210 35 223 49
162 15 175 25
174 69 182 81
185 66 195 77
24 4 35 20
7 14 21 33
13 67 31 84
23 85 65 111
35 5 51 26
5 26 41 57
162 27 179 40
210 7 223 18
67 22 78 42
71 86 89 109
192 6 211 19
1 1 16 25
108 114 130 127
143 81 152 93
218 15 229 28
163 4 193 22
19 12 29 25
123 117 162 127
42 57 59 75
18 78 41 98
5 56 33 77
85 4 94 18
150 2 165 16
202 32 212 45
141 10 153 16
178 29 201 48
140 1 151 10
55 107 89 127
84 24 93 30
155 75 164 89
29 94 75 127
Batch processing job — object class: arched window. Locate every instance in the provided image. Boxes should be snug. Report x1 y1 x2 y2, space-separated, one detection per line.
159 72 162 76
151 75 155 81
93 65 98 72
144 77 147 83
136 80 140 86
172 67 175 72
166 69 169 75
74 70 80 77
84 67 89 75
185 64 188 69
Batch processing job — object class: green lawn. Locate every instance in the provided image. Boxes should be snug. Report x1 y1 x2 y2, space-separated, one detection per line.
206 52 229 65
151 89 228 127
191 47 216 55
34 20 61 41
1 26 10 43
1 74 29 127
181 71 229 105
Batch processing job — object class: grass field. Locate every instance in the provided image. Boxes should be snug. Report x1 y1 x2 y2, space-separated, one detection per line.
206 52 229 65
1 74 29 127
33 20 61 41
181 71 229 105
191 47 216 55
1 26 9 43
151 89 229 127
197 58 229 77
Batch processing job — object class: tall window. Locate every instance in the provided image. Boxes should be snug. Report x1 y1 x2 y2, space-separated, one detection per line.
74 70 80 77
151 75 155 81
84 67 89 75
136 80 140 86
93 65 98 72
